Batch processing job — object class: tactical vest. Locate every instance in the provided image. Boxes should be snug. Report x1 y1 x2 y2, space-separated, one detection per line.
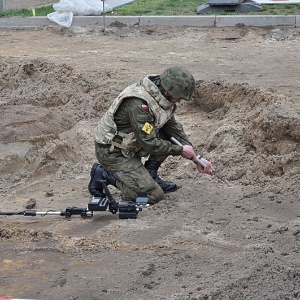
94 75 176 158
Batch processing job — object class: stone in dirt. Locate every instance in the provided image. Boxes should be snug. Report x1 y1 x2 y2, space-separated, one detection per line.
25 198 37 209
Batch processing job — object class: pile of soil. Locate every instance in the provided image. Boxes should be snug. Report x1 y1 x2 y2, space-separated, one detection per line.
0 25 300 300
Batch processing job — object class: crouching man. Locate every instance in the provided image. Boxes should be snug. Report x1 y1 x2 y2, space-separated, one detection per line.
88 66 214 205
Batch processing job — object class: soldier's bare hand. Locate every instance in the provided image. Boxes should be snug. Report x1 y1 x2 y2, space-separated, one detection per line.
181 145 197 160
195 157 214 175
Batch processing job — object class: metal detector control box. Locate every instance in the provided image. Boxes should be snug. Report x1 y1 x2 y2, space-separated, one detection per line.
88 197 109 211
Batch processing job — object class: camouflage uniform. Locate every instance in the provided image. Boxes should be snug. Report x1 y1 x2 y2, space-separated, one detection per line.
92 68 194 204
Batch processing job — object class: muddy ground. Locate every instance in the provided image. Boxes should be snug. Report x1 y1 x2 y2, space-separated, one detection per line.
0 24 300 299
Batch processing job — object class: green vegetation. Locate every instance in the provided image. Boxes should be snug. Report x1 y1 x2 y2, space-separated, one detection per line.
0 0 300 17
113 0 300 15
114 0 202 15
0 6 54 17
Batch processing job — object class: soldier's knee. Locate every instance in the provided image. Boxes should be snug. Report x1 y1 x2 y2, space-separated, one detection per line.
148 187 164 205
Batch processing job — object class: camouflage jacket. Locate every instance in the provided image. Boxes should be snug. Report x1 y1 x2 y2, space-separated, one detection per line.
94 75 191 158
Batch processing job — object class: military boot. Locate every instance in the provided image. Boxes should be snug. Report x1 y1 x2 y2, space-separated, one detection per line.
145 160 177 193
88 163 117 197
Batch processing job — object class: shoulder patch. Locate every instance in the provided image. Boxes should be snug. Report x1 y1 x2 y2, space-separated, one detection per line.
142 122 154 134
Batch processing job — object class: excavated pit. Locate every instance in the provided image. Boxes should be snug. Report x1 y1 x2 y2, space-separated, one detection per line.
1 57 299 196
1 27 300 300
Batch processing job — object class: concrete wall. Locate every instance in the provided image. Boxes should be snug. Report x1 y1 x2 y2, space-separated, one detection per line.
296 15 300 27
0 15 299 29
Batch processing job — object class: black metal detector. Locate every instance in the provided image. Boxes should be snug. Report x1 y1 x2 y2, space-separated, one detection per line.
0 181 149 220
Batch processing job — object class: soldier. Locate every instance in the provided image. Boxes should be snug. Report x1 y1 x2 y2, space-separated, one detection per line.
88 66 214 205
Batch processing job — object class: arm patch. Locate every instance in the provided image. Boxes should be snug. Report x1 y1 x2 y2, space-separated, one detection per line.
142 122 154 134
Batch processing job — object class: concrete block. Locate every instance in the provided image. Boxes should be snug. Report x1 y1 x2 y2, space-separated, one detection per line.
0 15 298 29
72 16 140 27
139 16 215 27
198 2 262 14
296 15 300 27
208 0 243 5
216 15 296 27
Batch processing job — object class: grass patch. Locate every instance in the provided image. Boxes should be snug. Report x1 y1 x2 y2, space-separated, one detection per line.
113 0 300 15
0 0 300 17
0 6 54 17
114 0 202 15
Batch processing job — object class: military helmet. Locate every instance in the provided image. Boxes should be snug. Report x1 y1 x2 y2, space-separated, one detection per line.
160 66 195 101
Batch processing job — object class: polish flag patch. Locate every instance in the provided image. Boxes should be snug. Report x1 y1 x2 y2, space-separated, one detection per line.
141 104 149 111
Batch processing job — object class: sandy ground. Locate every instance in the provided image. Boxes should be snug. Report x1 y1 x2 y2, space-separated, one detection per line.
0 24 300 300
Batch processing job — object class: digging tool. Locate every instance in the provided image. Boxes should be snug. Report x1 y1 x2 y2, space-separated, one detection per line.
170 137 234 186
170 136 208 169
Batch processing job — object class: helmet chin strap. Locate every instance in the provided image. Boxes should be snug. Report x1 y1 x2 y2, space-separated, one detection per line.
155 79 174 102
164 92 174 102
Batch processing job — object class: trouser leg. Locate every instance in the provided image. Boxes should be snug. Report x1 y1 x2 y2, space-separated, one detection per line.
113 162 164 205
144 159 178 193
143 129 177 193
91 143 164 205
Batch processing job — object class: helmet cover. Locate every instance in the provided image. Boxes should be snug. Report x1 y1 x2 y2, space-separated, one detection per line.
160 66 195 101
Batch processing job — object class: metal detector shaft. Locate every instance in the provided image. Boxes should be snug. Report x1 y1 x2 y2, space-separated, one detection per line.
170 136 208 168
0 208 93 218
0 210 64 216
0 183 148 220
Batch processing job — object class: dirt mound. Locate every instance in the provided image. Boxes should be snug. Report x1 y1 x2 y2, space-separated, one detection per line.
0 57 109 183
0 57 111 117
1 57 300 199
1 26 300 300
192 80 300 197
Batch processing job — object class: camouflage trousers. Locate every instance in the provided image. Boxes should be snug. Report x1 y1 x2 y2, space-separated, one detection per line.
95 142 165 205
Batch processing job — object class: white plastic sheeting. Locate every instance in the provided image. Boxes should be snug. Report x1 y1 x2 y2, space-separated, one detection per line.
47 0 112 27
